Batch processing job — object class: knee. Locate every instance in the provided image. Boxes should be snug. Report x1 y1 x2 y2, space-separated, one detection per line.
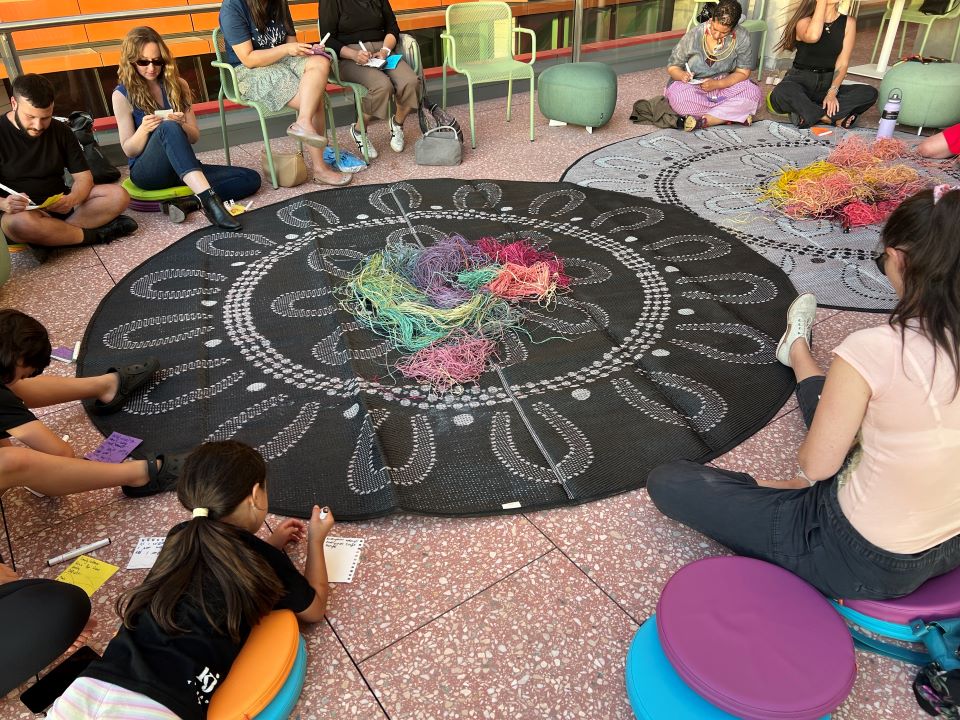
0 212 35 241
100 183 130 213
0 446 34 486
151 120 188 142
646 460 702 515
305 55 330 82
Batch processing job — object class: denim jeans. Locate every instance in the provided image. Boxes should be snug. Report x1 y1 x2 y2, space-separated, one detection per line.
129 121 261 201
770 68 879 128
647 376 960 599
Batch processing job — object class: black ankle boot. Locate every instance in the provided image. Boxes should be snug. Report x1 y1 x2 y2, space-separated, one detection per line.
196 189 241 230
166 196 201 224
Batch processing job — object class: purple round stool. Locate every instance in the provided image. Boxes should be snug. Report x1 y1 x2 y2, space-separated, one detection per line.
629 557 857 720
834 565 960 662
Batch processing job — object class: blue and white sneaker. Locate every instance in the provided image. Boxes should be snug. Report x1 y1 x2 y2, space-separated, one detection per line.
323 146 367 173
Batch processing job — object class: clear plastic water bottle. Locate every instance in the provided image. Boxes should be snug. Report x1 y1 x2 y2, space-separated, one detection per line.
876 89 901 139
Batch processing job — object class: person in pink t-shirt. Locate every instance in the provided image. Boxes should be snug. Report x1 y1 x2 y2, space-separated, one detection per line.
648 184 960 600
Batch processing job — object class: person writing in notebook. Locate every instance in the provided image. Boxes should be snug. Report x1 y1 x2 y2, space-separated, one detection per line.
0 74 138 248
320 0 419 160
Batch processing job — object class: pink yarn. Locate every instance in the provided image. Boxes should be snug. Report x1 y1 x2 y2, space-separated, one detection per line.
395 332 497 391
486 262 557 300
477 237 571 287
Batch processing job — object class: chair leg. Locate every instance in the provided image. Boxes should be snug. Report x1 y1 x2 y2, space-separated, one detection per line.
952 21 960 62
219 93 231 167
442 63 448 109
898 22 908 59
871 17 887 64
468 81 477 149
529 73 534 142
506 76 513 122
259 114 279 190
918 22 933 57
355 100 371 163
325 95 340 164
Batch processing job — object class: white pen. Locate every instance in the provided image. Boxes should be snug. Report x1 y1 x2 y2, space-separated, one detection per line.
47 537 111 566
359 41 368 53
319 32 330 46
72 341 81 360
685 62 694 79
318 507 329 520
0 181 29 201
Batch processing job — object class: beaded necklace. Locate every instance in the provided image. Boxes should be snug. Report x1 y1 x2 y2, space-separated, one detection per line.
701 25 737 63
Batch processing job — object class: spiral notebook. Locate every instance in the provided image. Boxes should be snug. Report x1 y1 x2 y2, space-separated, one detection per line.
323 536 364 583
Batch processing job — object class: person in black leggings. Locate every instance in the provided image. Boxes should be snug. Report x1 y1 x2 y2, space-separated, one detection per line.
0 562 91 695
769 0 877 128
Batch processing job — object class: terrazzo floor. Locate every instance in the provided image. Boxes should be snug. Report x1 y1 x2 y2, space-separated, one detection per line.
0 39 935 719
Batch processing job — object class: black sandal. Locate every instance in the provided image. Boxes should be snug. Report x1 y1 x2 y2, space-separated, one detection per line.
91 357 160 416
122 452 188 498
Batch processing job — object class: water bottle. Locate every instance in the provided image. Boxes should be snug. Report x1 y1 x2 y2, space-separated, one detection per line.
876 89 901 139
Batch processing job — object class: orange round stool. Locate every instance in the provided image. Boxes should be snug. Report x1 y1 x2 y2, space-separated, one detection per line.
208 610 307 720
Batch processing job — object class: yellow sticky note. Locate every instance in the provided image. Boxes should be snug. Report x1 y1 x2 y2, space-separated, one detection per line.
37 193 63 209
56 555 119 597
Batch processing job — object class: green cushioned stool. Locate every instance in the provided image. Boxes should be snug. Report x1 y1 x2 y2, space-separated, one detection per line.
538 62 618 134
878 62 960 132
121 177 194 213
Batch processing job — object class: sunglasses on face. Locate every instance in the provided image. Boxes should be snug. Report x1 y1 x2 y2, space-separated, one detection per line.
135 58 165 68
873 246 894 275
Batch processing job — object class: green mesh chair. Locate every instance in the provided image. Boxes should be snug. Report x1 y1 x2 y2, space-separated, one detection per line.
687 0 768 69
322 31 422 163
888 0 960 63
441 1 536 149
211 28 340 189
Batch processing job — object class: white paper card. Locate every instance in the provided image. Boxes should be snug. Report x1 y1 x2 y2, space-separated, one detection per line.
364 57 385 68
127 536 166 569
323 536 364 583
688 78 706 84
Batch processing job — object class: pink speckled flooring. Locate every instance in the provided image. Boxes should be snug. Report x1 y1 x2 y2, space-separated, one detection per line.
0 57 927 719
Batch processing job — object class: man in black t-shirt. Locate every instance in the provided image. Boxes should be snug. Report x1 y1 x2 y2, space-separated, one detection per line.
0 74 137 248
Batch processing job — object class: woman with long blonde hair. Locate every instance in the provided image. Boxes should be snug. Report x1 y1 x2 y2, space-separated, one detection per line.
112 26 261 228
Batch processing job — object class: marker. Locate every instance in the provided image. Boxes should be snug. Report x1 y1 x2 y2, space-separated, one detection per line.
319 32 330 46
47 538 111 566
359 41 368 53
72 341 81 360
0 181 29 202
685 62 694 80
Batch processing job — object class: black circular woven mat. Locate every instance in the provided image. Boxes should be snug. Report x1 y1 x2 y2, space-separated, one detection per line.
80 179 796 520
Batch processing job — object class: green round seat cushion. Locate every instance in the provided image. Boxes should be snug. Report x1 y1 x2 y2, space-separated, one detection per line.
538 62 618 129
121 177 193 201
878 62 960 129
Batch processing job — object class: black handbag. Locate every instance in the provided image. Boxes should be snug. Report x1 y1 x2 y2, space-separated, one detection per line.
66 111 120 185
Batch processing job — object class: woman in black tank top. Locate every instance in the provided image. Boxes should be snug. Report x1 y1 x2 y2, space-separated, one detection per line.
769 0 878 128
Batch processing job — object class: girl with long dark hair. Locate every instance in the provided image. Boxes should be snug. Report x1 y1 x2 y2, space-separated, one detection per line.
769 0 878 128
648 185 960 600
113 26 261 229
47 441 335 719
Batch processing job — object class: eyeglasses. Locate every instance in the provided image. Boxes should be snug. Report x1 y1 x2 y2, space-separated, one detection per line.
135 58 165 68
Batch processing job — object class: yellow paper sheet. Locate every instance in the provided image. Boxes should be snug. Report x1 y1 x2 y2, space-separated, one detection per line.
26 193 64 211
56 555 119 597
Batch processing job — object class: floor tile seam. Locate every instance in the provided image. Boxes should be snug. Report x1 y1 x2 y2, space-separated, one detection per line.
522 512 644 628
321 616 393 720
353 545 557 666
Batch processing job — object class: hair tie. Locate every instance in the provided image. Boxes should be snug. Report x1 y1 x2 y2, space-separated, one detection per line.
192 507 209 518
933 184 960 204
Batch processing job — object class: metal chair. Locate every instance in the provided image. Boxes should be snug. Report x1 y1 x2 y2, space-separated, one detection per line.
441 1 536 149
687 0 768 69
211 28 339 190
322 31 423 163
887 0 960 63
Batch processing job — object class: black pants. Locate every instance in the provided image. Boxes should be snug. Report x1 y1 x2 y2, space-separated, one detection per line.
0 579 90 695
647 376 960 600
770 68 879 128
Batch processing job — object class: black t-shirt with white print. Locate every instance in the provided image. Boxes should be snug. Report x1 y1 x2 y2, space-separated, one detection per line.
82 523 315 719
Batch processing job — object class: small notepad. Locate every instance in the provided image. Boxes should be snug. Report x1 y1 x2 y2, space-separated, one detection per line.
85 432 143 463
128 536 166 569
57 556 119 597
323 537 364 583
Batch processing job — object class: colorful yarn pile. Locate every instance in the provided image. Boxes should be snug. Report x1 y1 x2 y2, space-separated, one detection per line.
759 135 930 229
340 235 569 391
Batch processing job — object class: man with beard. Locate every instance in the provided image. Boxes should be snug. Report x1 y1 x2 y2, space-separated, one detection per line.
0 74 137 247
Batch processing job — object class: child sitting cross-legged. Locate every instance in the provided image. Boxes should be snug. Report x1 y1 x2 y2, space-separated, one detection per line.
46 441 335 719
0 308 183 497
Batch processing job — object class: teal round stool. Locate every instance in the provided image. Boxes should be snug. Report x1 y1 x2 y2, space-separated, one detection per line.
878 62 960 131
121 177 193 213
538 62 618 134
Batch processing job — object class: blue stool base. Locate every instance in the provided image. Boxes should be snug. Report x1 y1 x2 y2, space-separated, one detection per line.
254 634 307 720
626 617 830 720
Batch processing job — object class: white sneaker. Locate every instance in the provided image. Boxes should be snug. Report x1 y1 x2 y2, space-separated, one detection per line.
350 123 377 160
775 293 817 367
388 116 405 152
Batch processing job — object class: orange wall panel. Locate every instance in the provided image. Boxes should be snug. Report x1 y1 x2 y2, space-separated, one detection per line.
0 0 89 50
79 0 193 42
97 35 210 66
21 48 102 74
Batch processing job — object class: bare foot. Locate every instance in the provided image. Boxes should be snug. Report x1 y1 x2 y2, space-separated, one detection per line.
97 372 121 405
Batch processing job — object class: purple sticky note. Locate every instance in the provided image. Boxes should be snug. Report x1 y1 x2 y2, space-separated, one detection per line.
85 432 143 463
51 346 75 363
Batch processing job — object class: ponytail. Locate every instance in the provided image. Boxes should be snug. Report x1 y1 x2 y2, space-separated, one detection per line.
117 441 283 642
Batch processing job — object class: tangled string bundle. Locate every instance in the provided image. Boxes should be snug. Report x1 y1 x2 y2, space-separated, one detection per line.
340 234 569 390
759 136 933 228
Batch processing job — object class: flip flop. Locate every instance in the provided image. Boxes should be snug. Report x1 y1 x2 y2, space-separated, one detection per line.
842 113 859 129
122 452 188 498
91 357 160 415
286 123 328 148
